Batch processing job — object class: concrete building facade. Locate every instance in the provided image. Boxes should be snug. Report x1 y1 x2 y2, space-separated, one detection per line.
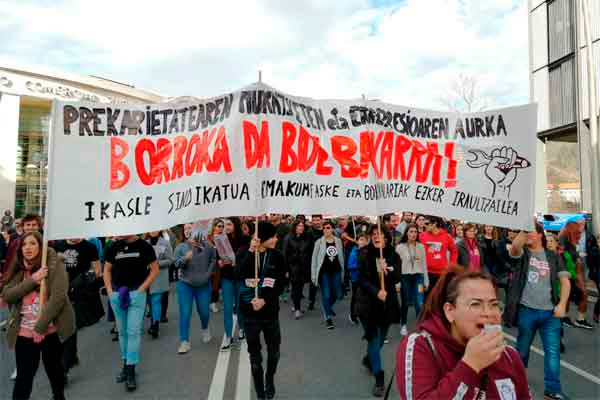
0 63 163 218
529 0 600 214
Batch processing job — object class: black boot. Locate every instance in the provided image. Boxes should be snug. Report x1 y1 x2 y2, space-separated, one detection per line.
265 351 279 399
126 365 137 391
373 371 384 397
116 361 127 383
251 363 265 399
148 321 159 339
265 375 275 399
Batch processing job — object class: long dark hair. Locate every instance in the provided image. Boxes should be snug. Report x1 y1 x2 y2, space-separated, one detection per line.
368 223 392 247
400 223 419 244
418 265 497 325
291 219 306 238
4 231 43 284
226 217 244 251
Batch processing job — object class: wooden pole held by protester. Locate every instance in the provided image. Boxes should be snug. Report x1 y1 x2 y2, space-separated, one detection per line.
39 241 48 307
376 216 385 291
254 218 259 299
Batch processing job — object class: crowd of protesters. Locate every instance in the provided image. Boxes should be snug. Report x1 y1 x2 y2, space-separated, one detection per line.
0 210 598 399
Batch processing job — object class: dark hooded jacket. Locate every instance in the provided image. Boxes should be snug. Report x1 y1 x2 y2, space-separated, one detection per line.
354 243 401 336
396 314 531 400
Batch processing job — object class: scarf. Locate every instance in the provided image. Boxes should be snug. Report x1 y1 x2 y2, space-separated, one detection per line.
466 238 481 271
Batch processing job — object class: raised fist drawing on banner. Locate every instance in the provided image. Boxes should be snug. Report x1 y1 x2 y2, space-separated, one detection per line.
467 146 531 198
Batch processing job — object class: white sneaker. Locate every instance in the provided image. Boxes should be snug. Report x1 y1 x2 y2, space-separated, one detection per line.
221 337 232 351
202 328 212 343
210 303 219 313
295 310 302 320
238 329 245 340
400 325 408 336
10 368 17 380
178 341 191 354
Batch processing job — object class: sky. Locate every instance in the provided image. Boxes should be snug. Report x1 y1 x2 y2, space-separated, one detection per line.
0 0 529 110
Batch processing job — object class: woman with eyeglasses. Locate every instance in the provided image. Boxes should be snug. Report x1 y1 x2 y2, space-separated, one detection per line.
396 266 531 399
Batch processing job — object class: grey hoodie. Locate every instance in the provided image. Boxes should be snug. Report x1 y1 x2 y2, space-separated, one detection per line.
174 240 216 287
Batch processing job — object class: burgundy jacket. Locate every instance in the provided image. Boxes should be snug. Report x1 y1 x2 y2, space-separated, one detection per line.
396 314 531 400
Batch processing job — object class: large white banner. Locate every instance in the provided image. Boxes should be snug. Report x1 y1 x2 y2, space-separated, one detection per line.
45 82 537 240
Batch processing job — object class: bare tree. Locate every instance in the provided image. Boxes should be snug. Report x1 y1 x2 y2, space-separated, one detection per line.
440 73 488 113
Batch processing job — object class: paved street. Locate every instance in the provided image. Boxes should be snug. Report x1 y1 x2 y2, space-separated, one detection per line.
1 288 599 399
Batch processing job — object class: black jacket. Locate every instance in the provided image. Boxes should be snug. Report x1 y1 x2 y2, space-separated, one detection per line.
586 233 600 285
494 237 514 287
281 233 313 281
456 238 486 271
355 243 401 333
237 248 287 320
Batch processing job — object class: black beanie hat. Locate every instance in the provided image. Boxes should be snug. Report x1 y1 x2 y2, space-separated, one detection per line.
257 221 277 243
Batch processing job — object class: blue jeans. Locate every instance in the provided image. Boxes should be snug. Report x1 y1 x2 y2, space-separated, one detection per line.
361 323 389 374
235 279 245 332
109 290 146 365
176 281 211 342
320 272 342 320
516 305 562 394
221 278 236 338
399 274 424 325
149 292 163 323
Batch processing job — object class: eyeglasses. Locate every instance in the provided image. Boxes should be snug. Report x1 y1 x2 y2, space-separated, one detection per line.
323 226 333 230
457 299 503 314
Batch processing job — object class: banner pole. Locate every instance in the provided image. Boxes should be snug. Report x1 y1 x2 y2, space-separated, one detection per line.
377 216 385 291
39 241 48 307
351 216 357 238
364 93 385 292
254 217 259 299
39 100 55 309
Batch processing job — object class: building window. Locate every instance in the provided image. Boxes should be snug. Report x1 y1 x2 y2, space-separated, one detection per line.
548 0 574 62
545 139 581 213
15 99 51 218
549 57 576 127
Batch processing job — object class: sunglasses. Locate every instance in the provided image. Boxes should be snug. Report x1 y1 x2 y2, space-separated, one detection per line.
216 225 224 228
323 226 333 230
